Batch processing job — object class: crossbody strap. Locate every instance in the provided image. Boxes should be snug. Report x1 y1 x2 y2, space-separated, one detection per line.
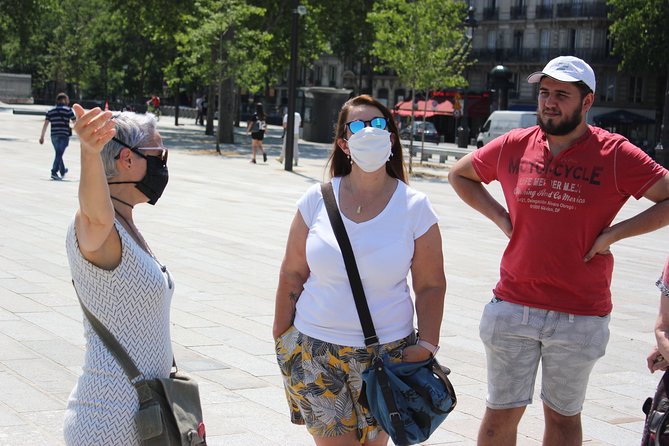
72 280 164 403
320 182 379 346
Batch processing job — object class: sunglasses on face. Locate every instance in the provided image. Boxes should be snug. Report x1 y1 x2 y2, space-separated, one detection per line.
345 117 388 134
112 137 168 166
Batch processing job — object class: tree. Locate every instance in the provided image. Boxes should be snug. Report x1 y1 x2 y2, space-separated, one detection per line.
320 0 375 95
175 0 271 142
368 0 473 171
608 0 669 154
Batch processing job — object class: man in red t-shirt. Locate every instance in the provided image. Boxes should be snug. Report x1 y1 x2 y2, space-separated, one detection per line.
449 56 669 446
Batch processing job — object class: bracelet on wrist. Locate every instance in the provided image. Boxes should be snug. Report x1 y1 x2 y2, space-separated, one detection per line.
417 339 440 357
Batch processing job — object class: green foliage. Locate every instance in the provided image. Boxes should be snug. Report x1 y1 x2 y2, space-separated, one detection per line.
368 0 472 92
248 0 329 90
607 0 669 71
171 0 272 94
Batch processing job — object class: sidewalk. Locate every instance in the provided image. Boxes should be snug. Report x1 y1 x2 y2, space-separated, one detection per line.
0 108 666 445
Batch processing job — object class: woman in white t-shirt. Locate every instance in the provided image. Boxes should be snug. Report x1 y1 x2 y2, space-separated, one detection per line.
273 94 446 445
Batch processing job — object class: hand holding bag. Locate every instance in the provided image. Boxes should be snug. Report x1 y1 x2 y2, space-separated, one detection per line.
321 182 457 446
74 283 207 446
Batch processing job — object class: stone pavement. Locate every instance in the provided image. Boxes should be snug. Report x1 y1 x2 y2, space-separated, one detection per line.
0 106 667 445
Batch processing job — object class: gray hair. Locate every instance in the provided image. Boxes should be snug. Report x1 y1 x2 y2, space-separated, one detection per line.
101 112 158 179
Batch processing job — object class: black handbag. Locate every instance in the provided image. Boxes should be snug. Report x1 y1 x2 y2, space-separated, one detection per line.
320 182 457 446
642 370 669 446
73 283 207 446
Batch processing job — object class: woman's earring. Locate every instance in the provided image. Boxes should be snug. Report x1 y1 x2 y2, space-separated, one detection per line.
347 154 352 165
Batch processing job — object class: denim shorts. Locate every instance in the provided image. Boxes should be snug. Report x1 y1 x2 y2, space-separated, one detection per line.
479 297 610 416
274 325 414 442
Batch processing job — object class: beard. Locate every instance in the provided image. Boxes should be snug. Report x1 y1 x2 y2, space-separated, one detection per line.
537 104 583 136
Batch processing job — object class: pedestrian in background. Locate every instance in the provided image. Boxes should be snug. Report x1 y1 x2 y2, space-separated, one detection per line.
64 105 173 445
274 94 446 445
195 95 205 126
39 92 75 180
277 108 301 166
146 94 161 119
449 56 669 446
246 102 267 164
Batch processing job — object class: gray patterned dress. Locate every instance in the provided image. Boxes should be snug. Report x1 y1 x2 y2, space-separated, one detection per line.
64 219 174 445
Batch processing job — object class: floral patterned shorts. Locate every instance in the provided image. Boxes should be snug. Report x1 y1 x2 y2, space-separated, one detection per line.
274 326 414 442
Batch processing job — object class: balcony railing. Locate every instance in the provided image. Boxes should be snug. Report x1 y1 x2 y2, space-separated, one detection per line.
535 5 553 19
556 1 609 18
482 7 499 20
472 47 619 64
510 5 527 20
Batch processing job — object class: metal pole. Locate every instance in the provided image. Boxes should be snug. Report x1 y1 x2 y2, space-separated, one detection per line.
285 0 300 171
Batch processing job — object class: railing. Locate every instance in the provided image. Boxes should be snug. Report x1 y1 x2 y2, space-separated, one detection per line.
510 5 527 20
482 7 499 20
556 1 609 18
472 47 619 64
535 5 553 19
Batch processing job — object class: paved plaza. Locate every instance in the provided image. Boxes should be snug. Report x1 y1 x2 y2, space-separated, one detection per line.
0 106 667 445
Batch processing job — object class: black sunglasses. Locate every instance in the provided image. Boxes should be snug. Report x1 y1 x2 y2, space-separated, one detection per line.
345 117 388 134
112 136 168 165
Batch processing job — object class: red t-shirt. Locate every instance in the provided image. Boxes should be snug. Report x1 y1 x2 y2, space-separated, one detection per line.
472 125 667 316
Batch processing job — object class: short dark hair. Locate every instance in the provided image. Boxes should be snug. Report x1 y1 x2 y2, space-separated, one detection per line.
56 93 69 104
573 81 593 99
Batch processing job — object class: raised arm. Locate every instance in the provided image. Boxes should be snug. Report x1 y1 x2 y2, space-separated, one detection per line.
404 224 447 362
71 105 118 263
585 174 669 261
273 211 311 339
448 153 512 238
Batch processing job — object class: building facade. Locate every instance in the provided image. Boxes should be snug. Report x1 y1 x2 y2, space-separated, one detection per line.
263 0 662 147
468 0 662 150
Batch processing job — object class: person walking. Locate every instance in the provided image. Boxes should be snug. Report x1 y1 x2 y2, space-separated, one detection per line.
273 94 446 445
195 95 205 126
146 94 161 119
448 56 669 446
39 92 75 180
246 102 267 164
64 105 173 445
276 108 301 166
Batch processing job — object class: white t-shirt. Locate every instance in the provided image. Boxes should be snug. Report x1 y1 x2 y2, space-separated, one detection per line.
283 112 301 134
294 176 439 347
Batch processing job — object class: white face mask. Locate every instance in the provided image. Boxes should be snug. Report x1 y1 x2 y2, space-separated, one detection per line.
346 127 392 173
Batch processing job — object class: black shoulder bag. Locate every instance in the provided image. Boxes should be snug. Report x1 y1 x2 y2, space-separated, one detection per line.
73 282 207 446
320 182 456 446
642 369 669 446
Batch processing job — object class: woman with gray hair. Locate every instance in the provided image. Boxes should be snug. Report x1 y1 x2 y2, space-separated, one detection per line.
63 105 172 445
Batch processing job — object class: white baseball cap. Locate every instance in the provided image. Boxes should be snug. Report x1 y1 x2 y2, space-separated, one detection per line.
527 56 596 93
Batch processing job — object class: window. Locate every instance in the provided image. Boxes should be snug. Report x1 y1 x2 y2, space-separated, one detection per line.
377 88 389 107
329 65 337 87
602 73 616 103
568 29 576 53
628 76 643 103
315 65 322 86
487 30 497 50
513 30 523 55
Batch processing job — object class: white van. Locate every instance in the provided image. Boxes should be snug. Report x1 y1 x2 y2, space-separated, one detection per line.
476 111 537 148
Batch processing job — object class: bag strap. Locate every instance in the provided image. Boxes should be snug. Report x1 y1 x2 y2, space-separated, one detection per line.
320 182 379 346
72 280 159 404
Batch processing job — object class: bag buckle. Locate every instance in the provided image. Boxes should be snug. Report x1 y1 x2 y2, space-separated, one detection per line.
389 411 402 424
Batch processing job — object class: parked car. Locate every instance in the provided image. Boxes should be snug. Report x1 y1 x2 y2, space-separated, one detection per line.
476 111 537 148
400 120 440 144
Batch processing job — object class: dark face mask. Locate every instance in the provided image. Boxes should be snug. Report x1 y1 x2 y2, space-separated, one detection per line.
109 138 169 205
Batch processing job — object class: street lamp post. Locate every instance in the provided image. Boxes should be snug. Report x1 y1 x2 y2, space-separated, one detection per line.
285 2 307 171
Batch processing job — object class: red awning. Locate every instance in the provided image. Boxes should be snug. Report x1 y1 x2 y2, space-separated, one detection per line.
393 99 454 117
